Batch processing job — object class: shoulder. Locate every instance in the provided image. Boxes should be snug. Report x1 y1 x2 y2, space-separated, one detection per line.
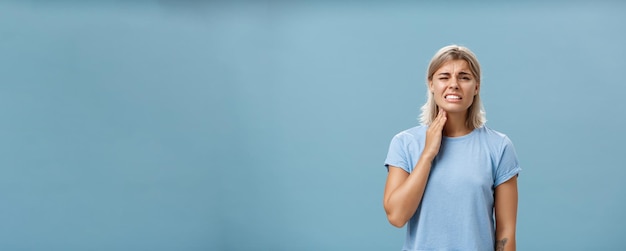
476 125 515 149
391 125 427 142
388 125 427 150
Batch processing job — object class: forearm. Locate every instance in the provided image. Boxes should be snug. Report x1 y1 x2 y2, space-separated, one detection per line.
494 176 518 251
495 231 516 251
384 109 446 228
384 155 433 227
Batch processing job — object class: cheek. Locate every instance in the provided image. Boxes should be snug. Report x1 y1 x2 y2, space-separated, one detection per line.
431 82 445 93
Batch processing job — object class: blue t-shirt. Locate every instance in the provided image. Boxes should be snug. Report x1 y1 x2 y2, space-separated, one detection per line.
384 125 521 251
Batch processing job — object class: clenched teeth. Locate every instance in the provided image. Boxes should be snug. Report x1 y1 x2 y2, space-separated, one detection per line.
445 95 461 99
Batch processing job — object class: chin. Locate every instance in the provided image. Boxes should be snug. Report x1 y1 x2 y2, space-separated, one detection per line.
438 104 471 114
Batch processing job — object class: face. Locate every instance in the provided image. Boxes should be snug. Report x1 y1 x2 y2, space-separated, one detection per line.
429 59 480 115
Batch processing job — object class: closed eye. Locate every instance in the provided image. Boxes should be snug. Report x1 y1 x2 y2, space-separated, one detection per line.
458 72 473 80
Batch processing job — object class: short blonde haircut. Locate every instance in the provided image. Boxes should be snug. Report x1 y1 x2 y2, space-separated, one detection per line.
419 45 486 129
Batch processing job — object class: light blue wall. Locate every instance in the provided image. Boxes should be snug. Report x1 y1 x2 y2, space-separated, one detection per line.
1 1 625 250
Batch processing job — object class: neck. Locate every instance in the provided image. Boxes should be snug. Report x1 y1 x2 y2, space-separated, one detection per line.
443 111 472 137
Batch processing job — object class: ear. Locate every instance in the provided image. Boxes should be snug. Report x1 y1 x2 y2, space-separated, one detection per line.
428 80 434 93
474 81 480 95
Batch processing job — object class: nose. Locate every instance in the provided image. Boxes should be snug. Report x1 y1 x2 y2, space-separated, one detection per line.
448 77 460 89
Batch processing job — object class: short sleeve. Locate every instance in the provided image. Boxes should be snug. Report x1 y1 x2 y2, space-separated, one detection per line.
384 133 410 173
494 136 521 187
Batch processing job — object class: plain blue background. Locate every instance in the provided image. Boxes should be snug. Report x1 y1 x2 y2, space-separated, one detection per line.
1 1 625 250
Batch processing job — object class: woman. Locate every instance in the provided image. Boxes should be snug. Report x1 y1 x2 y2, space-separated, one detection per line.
383 45 520 251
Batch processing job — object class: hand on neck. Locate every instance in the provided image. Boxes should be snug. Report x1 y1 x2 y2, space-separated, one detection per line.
443 111 472 137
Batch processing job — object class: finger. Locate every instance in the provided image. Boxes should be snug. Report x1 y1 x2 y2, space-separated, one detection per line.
434 110 447 130
433 108 444 124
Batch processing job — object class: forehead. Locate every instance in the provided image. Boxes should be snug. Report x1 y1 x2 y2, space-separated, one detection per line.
435 59 471 74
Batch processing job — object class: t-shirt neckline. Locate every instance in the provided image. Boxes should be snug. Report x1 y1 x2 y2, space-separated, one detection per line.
442 126 482 141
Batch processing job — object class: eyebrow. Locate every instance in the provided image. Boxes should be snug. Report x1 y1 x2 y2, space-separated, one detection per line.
437 72 473 76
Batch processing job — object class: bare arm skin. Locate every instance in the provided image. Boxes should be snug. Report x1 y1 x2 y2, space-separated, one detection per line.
383 110 446 228
494 176 518 251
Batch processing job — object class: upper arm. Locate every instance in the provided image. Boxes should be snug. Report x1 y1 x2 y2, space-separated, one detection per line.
383 166 409 209
494 175 518 233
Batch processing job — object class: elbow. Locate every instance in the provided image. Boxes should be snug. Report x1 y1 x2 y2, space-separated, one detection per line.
386 213 407 228
384 202 408 228
389 219 406 228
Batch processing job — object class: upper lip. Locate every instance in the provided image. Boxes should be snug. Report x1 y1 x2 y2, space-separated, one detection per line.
444 93 462 99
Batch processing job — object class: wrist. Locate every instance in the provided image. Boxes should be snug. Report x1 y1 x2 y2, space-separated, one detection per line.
419 153 436 164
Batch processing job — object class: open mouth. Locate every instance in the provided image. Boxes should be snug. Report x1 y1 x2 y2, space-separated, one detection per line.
445 94 462 101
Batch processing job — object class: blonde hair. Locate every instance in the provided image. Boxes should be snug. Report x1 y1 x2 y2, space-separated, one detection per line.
419 45 486 129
